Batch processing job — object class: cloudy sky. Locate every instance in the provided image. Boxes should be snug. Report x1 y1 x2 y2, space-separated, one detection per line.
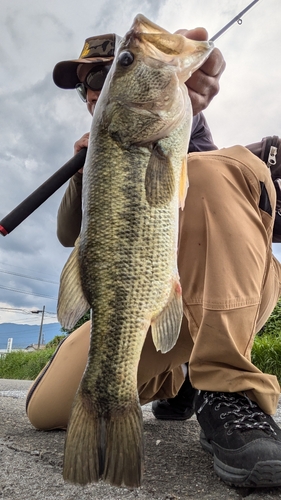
0 0 280 326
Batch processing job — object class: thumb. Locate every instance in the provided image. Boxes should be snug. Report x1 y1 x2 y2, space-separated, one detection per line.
175 27 209 41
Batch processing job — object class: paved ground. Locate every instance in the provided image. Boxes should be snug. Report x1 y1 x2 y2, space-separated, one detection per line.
1 379 281 500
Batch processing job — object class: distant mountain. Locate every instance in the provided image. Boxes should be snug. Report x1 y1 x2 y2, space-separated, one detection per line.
0 323 63 349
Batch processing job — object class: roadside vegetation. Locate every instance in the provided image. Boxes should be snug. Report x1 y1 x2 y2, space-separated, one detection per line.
0 335 66 380
252 332 281 382
0 348 56 380
1 303 281 381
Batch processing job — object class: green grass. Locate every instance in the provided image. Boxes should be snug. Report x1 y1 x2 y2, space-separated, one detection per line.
251 332 281 382
0 332 281 383
0 348 56 380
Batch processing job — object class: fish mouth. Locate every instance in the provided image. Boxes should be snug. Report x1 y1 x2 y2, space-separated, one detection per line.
124 29 186 70
123 14 214 84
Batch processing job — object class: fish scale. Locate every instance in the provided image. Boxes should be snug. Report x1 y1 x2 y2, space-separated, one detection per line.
58 13 213 488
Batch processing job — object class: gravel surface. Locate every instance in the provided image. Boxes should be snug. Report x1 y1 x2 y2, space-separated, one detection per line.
1 379 281 500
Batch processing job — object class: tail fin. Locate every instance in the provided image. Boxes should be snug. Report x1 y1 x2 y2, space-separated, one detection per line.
63 392 144 488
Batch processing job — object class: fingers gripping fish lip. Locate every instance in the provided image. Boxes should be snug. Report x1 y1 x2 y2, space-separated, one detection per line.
121 13 214 84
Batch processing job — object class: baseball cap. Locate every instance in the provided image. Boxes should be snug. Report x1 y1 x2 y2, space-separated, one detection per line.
53 33 121 89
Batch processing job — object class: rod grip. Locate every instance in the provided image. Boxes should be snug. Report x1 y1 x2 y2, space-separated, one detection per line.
0 148 87 236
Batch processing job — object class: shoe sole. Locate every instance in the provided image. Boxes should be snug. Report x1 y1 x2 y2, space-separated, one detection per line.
200 430 281 488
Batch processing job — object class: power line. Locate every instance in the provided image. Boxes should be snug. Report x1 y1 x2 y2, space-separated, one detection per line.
0 261 60 281
0 284 57 300
0 307 56 316
0 268 58 285
0 307 30 313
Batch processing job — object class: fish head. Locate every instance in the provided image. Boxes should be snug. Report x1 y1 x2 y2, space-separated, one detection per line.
99 14 214 147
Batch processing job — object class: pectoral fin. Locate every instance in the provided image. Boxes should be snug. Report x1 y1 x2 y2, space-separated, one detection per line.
151 279 183 353
179 156 188 210
145 144 175 207
57 237 90 329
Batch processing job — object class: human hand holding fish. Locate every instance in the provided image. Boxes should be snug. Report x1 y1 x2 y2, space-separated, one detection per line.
74 132 89 156
57 13 213 489
74 132 90 173
175 27 226 115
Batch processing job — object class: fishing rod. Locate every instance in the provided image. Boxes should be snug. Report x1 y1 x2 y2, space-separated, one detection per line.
0 148 87 236
210 0 260 42
0 0 260 237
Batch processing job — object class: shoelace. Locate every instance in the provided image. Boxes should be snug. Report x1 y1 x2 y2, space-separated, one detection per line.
197 392 277 436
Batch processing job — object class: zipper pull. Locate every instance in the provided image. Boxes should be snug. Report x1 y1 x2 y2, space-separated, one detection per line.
268 146 278 166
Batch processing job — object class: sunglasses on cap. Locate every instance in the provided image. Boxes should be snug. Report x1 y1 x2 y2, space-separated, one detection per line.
75 64 111 102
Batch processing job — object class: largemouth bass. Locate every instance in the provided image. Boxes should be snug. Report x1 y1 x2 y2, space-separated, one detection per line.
58 13 213 488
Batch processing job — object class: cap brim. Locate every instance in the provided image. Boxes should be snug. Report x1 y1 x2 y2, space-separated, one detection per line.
53 56 114 89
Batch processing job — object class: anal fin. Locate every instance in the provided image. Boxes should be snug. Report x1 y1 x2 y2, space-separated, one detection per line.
151 279 183 353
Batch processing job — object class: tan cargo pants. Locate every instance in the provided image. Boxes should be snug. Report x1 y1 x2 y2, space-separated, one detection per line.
27 146 281 430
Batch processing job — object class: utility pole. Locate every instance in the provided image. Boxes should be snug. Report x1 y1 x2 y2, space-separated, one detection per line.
32 306 45 349
37 305 45 349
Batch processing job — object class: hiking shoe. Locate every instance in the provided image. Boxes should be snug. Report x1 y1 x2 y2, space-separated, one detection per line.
152 367 197 421
195 391 281 488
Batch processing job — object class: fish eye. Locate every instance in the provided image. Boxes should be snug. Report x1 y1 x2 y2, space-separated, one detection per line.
118 51 134 67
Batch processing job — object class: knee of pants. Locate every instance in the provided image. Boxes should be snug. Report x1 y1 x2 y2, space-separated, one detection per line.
178 147 275 309
180 146 275 249
186 146 275 216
